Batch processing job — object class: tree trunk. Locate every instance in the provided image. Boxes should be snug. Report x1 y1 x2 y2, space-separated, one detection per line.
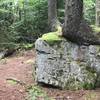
48 0 60 31
63 0 83 38
96 0 100 26
62 0 100 45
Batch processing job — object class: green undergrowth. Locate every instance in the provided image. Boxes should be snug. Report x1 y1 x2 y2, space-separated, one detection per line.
27 85 52 100
41 32 64 45
19 43 34 50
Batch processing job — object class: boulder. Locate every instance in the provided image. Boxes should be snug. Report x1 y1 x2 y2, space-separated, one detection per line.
35 32 100 90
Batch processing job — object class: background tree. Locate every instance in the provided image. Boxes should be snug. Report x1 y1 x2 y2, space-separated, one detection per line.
48 0 61 31
96 0 100 26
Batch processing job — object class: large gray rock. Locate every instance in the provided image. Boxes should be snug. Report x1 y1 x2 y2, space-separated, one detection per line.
35 38 100 90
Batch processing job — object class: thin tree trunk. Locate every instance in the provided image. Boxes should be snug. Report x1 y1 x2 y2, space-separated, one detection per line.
96 0 100 26
48 0 60 31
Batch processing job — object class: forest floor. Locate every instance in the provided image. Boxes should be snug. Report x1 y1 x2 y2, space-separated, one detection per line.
0 49 100 100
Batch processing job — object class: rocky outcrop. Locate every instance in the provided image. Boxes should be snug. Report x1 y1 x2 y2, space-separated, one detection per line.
35 35 100 90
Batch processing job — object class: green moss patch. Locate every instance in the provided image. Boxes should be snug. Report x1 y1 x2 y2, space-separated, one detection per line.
41 32 64 45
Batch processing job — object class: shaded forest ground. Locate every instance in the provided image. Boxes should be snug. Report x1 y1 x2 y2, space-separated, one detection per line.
0 49 100 100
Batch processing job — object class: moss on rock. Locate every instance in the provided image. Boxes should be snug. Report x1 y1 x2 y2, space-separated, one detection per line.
41 32 64 45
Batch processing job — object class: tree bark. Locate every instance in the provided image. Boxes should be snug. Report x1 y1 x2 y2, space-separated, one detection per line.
63 0 83 38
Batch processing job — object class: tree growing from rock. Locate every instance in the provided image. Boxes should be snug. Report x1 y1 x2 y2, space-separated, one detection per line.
63 0 83 38
47 0 100 45
62 0 100 45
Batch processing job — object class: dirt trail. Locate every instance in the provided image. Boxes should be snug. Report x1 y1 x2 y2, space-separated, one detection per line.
0 50 35 100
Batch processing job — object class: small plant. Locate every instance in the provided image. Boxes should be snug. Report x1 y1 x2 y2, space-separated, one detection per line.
27 85 51 100
85 92 97 100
